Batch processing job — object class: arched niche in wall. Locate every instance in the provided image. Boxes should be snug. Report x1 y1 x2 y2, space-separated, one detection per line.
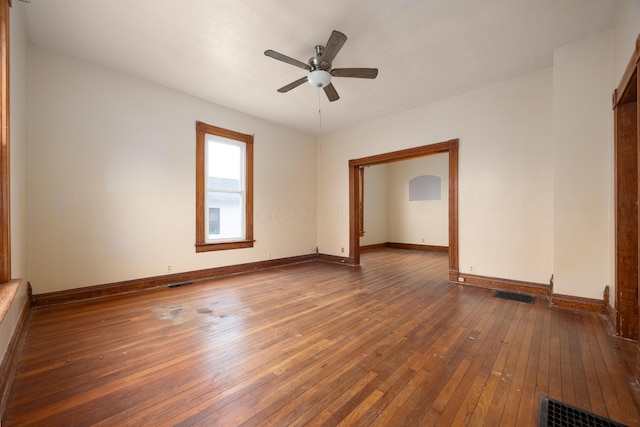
409 175 441 201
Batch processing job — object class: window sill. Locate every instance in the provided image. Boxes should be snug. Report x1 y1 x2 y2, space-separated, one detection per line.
0 279 23 324
195 240 255 253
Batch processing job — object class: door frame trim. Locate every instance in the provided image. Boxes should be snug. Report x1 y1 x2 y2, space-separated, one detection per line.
348 139 459 281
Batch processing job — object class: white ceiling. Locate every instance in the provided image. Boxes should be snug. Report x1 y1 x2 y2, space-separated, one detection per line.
18 0 620 136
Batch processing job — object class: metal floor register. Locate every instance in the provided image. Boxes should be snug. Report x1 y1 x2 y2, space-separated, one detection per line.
538 395 627 427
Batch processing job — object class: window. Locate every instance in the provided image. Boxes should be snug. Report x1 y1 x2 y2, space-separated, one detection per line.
208 207 220 235
195 121 253 252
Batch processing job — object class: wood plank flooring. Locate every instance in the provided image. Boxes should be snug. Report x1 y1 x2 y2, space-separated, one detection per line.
3 249 639 426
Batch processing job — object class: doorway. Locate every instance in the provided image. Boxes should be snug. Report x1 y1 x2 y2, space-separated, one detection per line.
348 139 459 281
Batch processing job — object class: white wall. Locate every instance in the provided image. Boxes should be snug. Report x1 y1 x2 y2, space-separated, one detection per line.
360 154 449 247
613 0 640 82
552 31 614 300
551 6 639 302
10 3 27 280
387 154 448 246
318 68 554 284
27 46 317 294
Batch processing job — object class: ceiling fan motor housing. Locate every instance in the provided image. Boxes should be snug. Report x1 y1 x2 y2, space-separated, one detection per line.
307 45 331 88
310 45 330 70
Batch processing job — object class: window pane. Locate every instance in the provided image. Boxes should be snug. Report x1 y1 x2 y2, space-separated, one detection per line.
207 176 240 192
208 207 220 235
207 135 243 184
205 134 246 242
207 191 243 240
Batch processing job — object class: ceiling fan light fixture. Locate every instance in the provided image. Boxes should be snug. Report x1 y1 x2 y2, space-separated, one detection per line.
307 69 331 88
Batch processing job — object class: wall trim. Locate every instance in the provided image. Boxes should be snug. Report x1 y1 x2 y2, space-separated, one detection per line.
317 253 354 266
449 269 460 283
387 242 448 252
0 278 21 323
0 281 30 418
456 272 550 297
550 293 607 315
613 33 640 106
360 242 448 253
0 0 10 283
32 254 316 307
456 273 610 317
31 253 614 322
359 243 387 252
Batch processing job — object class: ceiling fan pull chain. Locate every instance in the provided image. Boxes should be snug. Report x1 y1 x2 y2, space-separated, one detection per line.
318 89 323 134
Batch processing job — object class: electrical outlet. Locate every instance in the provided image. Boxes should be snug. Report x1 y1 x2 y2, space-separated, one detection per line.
469 265 475 273
458 277 465 282
166 264 172 272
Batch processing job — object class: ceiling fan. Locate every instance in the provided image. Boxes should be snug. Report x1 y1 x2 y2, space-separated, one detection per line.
264 30 378 102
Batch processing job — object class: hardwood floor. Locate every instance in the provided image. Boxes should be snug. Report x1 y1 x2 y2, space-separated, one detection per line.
3 249 639 426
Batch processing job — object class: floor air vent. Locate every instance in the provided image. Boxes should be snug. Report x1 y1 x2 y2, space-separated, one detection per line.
168 281 194 289
538 395 627 427
494 290 535 304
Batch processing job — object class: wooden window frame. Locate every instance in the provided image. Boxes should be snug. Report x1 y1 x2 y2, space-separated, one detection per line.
195 121 254 252
0 0 10 283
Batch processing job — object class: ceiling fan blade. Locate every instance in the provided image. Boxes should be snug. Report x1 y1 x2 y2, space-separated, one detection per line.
321 30 347 65
265 49 311 71
323 83 340 102
277 76 308 93
331 68 378 79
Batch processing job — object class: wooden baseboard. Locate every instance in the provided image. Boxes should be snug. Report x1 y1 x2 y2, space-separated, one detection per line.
317 253 354 265
359 243 387 252
457 273 610 317
32 254 316 307
550 293 607 315
0 287 30 418
387 242 449 252
30 250 612 323
359 242 449 253
456 273 550 297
